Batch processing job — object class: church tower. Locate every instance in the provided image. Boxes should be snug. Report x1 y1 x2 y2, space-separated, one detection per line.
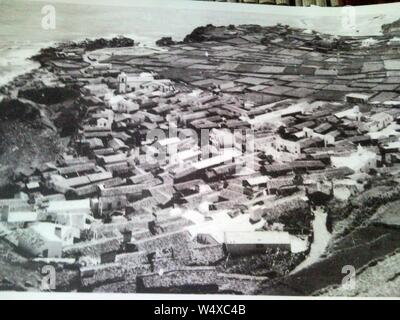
117 72 127 94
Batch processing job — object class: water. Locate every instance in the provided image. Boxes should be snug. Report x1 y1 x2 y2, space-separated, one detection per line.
0 0 399 88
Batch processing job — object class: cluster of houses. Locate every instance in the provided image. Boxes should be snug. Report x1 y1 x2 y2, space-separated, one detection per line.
1 23 400 292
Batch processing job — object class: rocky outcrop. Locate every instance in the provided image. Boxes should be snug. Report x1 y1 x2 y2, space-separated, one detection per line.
183 24 236 43
32 36 135 66
156 37 177 47
382 18 400 35
72 36 135 51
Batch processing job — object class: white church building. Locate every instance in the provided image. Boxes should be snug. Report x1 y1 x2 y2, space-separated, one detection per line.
117 72 175 94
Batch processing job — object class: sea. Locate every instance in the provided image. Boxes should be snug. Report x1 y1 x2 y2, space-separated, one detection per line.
0 0 399 88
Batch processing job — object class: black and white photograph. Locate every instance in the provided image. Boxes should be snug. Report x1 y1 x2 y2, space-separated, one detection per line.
1 0 400 300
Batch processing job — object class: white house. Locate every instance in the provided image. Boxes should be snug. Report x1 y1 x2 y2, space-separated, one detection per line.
117 72 175 94
303 127 335 146
118 72 153 93
363 112 394 133
120 100 139 113
154 137 181 157
331 145 377 173
96 117 112 129
108 95 139 113
273 136 301 155
335 106 362 121
209 128 244 155
17 223 68 258
45 199 92 231
172 148 201 164
1 206 38 223
83 83 110 97
224 231 292 255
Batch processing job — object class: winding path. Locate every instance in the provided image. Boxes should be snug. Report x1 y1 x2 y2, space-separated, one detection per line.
291 207 332 274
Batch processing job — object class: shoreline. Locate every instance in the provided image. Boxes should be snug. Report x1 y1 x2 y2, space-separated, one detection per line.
0 33 153 91
2 0 400 91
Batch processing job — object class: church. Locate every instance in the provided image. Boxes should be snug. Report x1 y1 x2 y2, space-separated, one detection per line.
117 72 175 94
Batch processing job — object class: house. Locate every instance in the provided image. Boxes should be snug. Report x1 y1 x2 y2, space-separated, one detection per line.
56 162 96 177
0 195 29 211
210 128 238 152
265 177 295 195
43 199 92 230
107 95 139 113
262 159 291 173
98 195 128 213
305 167 355 180
172 149 201 164
99 184 148 201
335 106 362 121
303 127 335 146
382 141 400 153
192 149 242 171
1 205 38 223
174 179 205 195
363 112 394 132
83 83 109 97
154 137 181 155
243 175 270 191
86 172 114 184
208 162 243 180
223 231 291 256
273 136 301 155
117 72 175 94
108 138 128 151
96 153 127 166
345 93 373 104
26 180 40 192
331 145 377 173
291 160 326 171
47 174 91 194
82 117 112 132
84 138 104 150
16 222 78 258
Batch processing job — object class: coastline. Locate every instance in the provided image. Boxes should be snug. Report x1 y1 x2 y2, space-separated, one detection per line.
2 0 400 91
0 33 154 91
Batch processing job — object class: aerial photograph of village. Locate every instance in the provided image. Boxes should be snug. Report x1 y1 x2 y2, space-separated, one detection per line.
1 0 400 298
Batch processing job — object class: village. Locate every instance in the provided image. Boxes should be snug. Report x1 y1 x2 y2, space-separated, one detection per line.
1 23 400 294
